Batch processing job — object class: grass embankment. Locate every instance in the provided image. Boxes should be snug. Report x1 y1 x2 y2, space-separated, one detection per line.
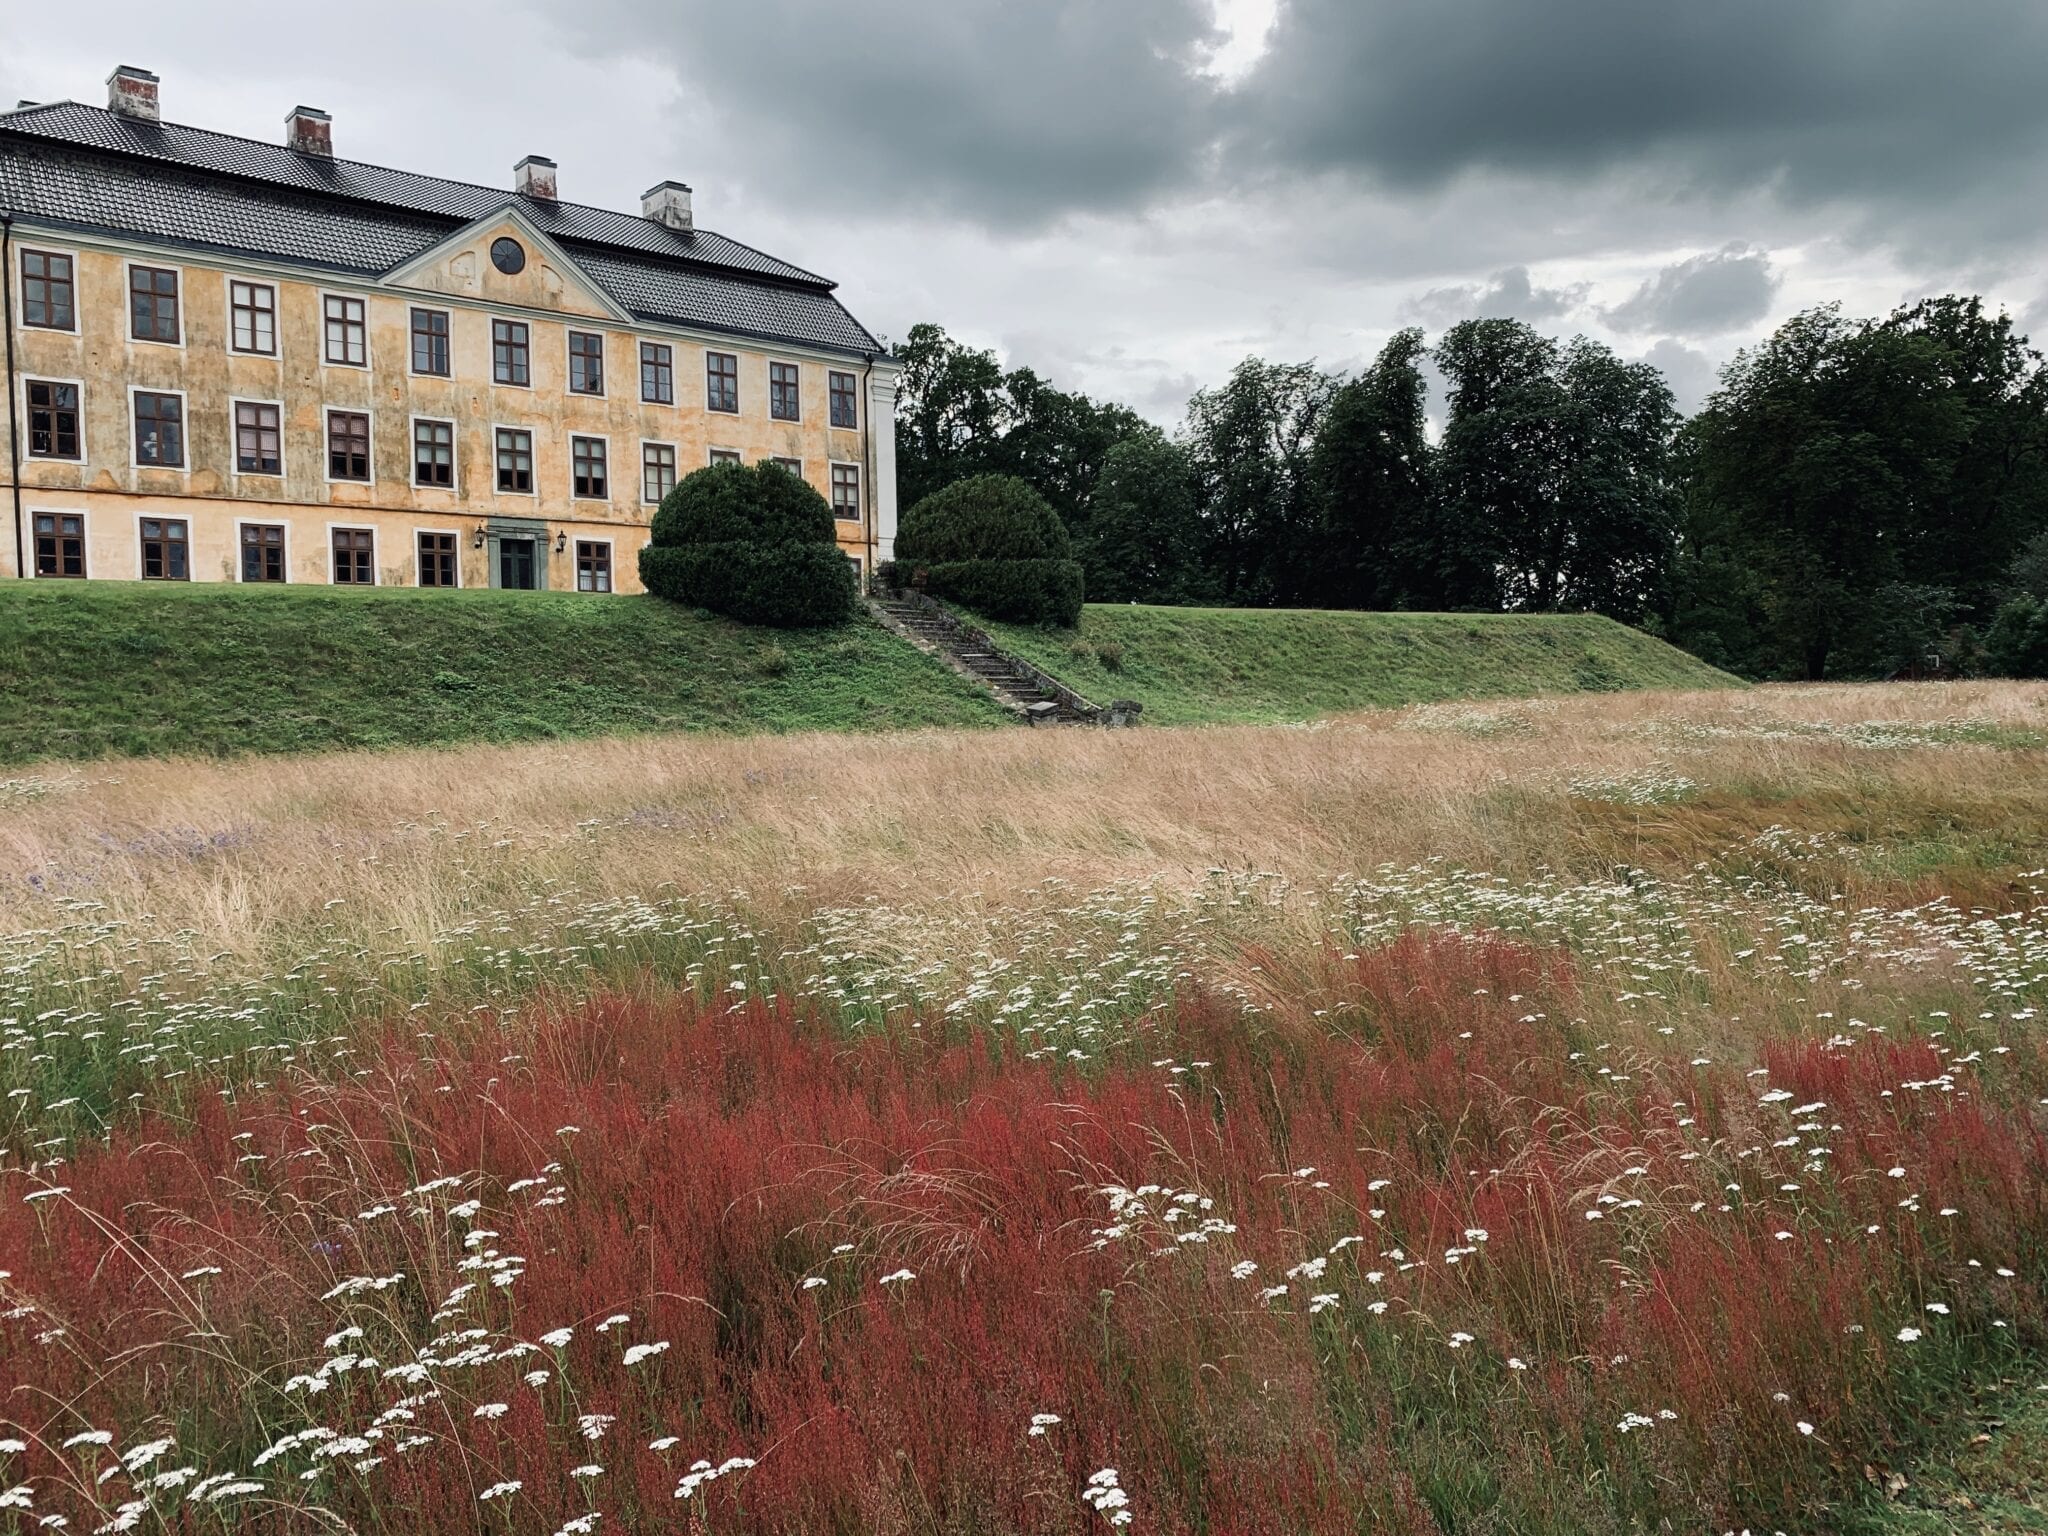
0 581 1007 762
978 603 1740 724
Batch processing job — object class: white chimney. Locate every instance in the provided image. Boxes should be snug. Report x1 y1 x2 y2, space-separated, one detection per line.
106 66 160 122
641 179 693 231
285 105 332 157
514 154 557 201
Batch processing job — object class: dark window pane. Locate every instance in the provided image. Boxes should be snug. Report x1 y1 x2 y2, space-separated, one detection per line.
231 281 276 353
332 528 375 584
576 541 612 593
418 531 458 587
569 332 605 395
23 250 76 329
770 361 799 421
327 411 371 481
572 436 608 499
706 352 738 413
493 320 530 385
241 523 287 583
324 294 368 366
829 370 859 429
134 391 185 467
642 443 677 503
640 342 673 403
831 463 861 520
414 419 455 487
26 380 81 459
141 517 189 581
496 429 533 492
129 266 180 342
411 308 451 376
235 400 283 474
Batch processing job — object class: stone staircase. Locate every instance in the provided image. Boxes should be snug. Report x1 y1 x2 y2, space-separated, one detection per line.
869 591 1136 727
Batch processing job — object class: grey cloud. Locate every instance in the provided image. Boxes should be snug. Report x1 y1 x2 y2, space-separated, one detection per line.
1604 244 1780 336
1638 339 1724 416
1405 266 1590 328
541 0 1223 226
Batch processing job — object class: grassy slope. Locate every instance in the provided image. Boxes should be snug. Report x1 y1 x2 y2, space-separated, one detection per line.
978 603 1741 725
0 582 1008 763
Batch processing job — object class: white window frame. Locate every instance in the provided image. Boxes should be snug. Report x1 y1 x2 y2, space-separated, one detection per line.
639 438 678 505
325 521 379 587
406 304 455 379
318 289 371 370
21 374 86 462
491 423 539 497
566 328 607 398
127 383 190 471
228 395 287 481
17 243 82 335
573 535 616 594
233 516 292 585
123 258 185 348
28 506 88 578
322 406 376 487
569 432 612 502
413 526 465 589
409 413 460 494
828 459 863 522
132 508 194 581
768 357 802 423
225 274 280 357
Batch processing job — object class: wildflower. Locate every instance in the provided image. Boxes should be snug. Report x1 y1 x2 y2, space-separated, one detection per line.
1309 1293 1340 1313
479 1480 521 1501
1507 1357 1528 1371
1897 1327 1922 1343
62 1431 112 1449
801 1276 828 1290
1796 1421 1814 1436
623 1341 670 1367
1229 1260 1258 1280
595 1314 630 1332
540 1327 573 1347
473 1403 508 1420
1082 1467 1133 1527
649 1437 680 1451
555 1516 602 1535
878 1268 916 1287
1447 1331 1474 1348
570 1464 603 1478
1029 1413 1062 1437
23 1188 69 1204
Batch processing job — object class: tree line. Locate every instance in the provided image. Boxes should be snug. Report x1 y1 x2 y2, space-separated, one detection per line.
892 298 2048 679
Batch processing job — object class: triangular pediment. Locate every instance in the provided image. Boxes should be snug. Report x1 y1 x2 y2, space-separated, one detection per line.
380 204 628 321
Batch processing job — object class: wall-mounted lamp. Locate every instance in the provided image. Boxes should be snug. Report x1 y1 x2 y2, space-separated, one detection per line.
472 524 487 549
554 532 568 554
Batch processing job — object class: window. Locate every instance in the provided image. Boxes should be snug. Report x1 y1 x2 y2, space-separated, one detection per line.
642 442 677 503
829 371 859 430
571 436 609 499
332 528 375 585
708 448 741 465
230 281 276 354
234 401 282 475
21 250 74 330
831 463 861 521
26 380 81 460
495 428 534 492
33 512 85 577
568 331 605 395
576 540 612 593
706 351 738 413
129 265 180 342
640 341 673 403
323 294 367 366
418 531 459 588
770 361 800 421
133 391 185 467
493 319 530 385
241 522 286 582
410 308 451 376
140 517 188 580
413 419 455 488
770 456 803 478
327 410 371 481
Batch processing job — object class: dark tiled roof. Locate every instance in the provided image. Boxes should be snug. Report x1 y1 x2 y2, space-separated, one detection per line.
0 100 884 356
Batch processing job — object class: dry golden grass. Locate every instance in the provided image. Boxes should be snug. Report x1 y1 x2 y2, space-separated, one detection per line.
2 681 2044 969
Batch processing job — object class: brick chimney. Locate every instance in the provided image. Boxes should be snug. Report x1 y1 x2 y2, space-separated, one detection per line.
106 65 160 122
640 179 694 231
285 105 332 157
514 154 557 201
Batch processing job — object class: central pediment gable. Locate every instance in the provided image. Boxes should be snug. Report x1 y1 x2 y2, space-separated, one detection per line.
380 204 627 321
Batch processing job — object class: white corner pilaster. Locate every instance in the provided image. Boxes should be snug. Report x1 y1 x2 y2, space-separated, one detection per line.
869 366 900 564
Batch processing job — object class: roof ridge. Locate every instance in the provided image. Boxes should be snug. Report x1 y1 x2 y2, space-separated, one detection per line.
0 99 836 290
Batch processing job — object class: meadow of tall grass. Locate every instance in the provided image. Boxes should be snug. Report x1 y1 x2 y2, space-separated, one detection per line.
2 681 2045 1533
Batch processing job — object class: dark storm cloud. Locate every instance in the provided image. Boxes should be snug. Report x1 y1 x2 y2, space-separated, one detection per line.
551 0 1223 223
1603 245 1780 337
1237 1 2048 219
1405 266 1590 328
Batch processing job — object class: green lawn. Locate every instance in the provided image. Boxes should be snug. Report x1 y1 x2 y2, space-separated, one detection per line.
975 603 1740 725
0 582 1008 764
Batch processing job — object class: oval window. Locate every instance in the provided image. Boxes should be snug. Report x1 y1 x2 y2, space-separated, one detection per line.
490 237 527 275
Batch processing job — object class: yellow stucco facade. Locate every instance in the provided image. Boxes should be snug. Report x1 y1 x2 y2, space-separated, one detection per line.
3 211 897 593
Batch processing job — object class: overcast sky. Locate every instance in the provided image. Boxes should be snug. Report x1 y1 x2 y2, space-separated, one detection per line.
8 0 2048 420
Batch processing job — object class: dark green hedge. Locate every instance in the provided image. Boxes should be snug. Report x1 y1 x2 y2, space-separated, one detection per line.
640 543 857 628
922 558 1085 627
642 461 855 628
1987 595 2048 677
897 474 1074 564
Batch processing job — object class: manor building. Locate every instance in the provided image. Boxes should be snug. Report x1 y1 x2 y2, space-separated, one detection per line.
0 67 898 592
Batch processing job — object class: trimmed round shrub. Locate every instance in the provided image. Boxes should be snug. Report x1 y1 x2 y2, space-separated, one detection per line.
895 474 1084 626
641 461 857 628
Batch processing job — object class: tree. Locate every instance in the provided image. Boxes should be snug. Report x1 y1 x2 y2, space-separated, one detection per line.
895 474 1085 626
1433 321 1677 619
1081 432 1209 604
1306 329 1435 609
639 461 856 628
1183 358 1336 605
